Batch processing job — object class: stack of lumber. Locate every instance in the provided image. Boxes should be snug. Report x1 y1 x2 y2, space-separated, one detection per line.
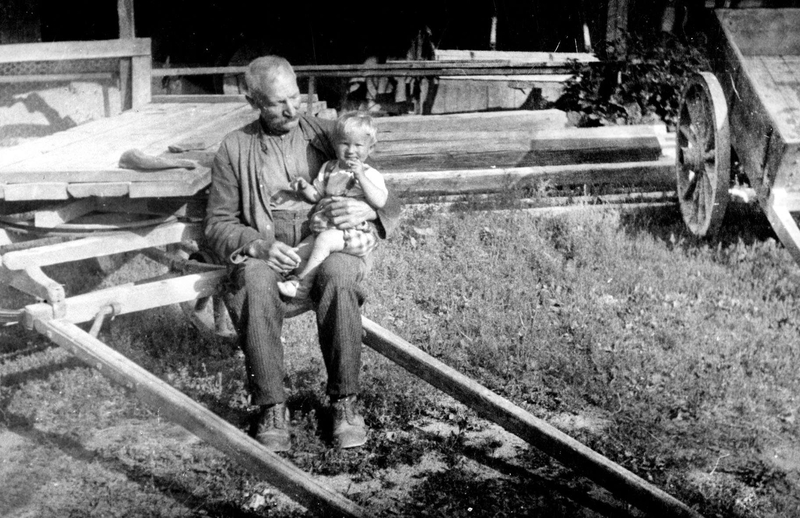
371 109 675 200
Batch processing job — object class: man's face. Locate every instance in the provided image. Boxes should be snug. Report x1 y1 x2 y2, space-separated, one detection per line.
252 71 301 134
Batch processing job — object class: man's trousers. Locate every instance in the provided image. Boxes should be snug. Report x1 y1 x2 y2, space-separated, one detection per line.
225 211 368 406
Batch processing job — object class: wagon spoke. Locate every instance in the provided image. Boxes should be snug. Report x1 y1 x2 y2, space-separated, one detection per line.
687 97 708 140
695 175 706 223
678 125 694 147
683 170 699 201
704 149 716 164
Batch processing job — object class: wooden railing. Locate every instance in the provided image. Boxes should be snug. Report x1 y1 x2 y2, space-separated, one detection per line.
150 59 585 115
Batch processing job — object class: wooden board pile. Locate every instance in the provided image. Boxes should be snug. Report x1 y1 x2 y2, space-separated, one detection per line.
370 109 676 203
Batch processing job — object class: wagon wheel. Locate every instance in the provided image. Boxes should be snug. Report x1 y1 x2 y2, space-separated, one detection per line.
676 72 731 237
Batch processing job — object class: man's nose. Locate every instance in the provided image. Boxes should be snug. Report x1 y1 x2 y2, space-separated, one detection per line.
284 102 297 118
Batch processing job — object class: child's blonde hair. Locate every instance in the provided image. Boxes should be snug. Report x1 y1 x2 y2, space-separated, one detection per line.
334 111 378 145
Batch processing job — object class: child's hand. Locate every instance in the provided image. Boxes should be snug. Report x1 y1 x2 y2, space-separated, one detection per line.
292 178 310 191
346 159 365 176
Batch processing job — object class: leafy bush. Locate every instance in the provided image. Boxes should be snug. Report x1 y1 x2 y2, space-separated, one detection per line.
556 32 711 128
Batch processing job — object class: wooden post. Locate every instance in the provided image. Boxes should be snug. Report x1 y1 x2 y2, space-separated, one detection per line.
35 318 366 518
131 53 152 108
361 317 704 518
605 0 629 44
118 0 135 39
307 76 316 115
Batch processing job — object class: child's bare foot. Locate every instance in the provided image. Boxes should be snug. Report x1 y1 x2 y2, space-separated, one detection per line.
294 282 311 301
277 279 300 298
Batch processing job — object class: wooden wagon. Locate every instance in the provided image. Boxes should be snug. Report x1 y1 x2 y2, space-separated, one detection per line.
676 8 800 261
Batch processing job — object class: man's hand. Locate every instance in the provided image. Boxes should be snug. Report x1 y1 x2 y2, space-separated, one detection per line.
244 239 301 274
314 196 377 230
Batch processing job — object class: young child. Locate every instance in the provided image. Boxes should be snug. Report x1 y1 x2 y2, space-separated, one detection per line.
277 111 388 299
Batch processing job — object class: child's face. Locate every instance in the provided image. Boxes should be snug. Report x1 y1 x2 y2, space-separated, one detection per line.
336 131 373 165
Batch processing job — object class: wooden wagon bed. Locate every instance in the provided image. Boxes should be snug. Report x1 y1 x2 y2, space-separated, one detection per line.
713 9 800 193
0 100 258 201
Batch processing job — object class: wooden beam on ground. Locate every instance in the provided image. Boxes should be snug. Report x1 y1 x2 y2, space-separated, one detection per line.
361 317 703 518
373 109 568 134
384 158 675 197
33 318 365 518
1 221 202 270
372 126 664 172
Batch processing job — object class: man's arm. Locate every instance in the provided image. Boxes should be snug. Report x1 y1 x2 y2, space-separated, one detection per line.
315 186 401 239
203 141 268 263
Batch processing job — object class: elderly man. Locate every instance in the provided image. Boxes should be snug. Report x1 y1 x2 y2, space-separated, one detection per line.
204 56 400 451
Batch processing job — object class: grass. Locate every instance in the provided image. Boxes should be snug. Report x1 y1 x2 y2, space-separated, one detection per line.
3 199 800 517
364 200 800 517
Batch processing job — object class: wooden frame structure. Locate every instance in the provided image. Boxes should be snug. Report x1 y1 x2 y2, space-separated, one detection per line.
0 38 152 111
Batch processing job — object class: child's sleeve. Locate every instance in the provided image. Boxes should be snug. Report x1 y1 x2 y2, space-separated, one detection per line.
363 165 388 196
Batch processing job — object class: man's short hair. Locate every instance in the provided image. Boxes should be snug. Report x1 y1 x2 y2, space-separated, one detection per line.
334 111 378 145
245 56 295 102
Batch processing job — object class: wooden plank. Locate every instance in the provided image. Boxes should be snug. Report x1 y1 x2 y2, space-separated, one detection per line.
120 58 132 111
33 318 365 518
152 61 575 78
0 73 114 83
361 317 702 518
24 270 224 324
0 168 195 185
131 55 152 109
3 182 69 201
760 56 800 143
150 94 318 104
435 49 597 63
0 38 151 63
373 146 660 172
374 109 568 134
128 171 210 198
1 221 202 270
68 183 131 198
383 159 674 197
34 198 97 228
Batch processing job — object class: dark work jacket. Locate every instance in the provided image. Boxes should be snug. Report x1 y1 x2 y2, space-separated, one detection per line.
203 115 401 264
